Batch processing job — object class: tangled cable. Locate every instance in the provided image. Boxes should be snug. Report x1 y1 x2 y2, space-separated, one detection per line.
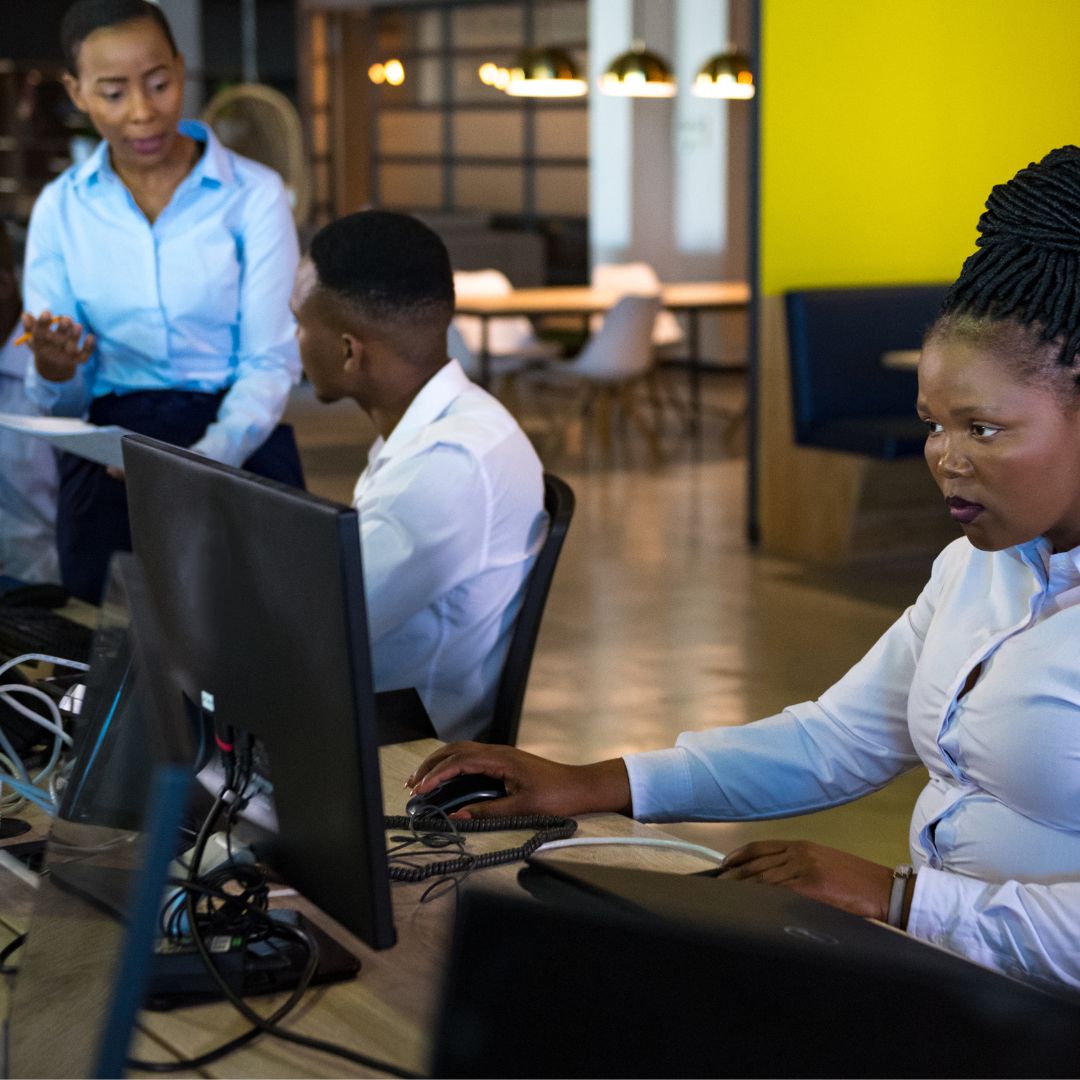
383 812 577 883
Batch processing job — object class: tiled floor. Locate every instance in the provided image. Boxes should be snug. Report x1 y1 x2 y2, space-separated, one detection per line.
284 369 938 868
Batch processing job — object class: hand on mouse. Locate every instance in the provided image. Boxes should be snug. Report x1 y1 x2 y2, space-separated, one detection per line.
22 310 96 382
407 741 634 820
718 839 895 922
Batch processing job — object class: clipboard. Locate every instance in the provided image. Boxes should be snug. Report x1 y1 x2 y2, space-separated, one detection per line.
0 413 132 469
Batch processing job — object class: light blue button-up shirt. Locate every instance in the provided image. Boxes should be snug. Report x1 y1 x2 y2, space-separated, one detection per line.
625 536 1080 992
23 120 300 467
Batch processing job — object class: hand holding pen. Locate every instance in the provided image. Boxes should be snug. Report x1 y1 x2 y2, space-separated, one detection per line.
17 310 96 382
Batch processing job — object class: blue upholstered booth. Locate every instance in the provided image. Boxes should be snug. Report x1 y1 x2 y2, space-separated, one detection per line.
784 284 950 458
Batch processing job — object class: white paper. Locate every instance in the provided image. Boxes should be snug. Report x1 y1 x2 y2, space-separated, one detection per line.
0 413 132 469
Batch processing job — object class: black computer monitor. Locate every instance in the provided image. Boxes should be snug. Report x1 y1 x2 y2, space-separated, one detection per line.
122 433 395 951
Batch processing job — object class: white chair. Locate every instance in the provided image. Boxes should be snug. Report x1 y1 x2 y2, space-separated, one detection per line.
452 269 557 359
590 262 684 348
531 295 662 457
447 321 549 417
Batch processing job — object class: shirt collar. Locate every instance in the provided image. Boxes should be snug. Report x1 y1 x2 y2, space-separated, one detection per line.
1049 539 1080 579
368 359 471 466
1018 534 1080 582
71 118 234 190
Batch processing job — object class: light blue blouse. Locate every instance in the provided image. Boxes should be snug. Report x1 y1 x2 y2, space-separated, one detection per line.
625 536 1080 991
22 120 300 467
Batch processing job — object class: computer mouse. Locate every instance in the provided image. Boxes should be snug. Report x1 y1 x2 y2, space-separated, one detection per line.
406 773 508 817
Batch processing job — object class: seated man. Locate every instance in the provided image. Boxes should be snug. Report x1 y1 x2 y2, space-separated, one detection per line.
290 210 547 741
0 223 59 583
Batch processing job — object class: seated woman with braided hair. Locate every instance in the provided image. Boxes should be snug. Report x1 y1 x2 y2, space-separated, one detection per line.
409 146 1080 992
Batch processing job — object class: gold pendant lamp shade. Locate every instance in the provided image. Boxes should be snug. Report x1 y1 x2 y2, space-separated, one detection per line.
693 48 755 99
505 46 587 97
600 42 676 97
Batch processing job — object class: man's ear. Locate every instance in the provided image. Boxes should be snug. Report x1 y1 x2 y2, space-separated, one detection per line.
341 332 364 377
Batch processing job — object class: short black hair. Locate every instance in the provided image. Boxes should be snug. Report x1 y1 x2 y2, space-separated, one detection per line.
61 0 178 75
307 210 455 328
933 145 1080 393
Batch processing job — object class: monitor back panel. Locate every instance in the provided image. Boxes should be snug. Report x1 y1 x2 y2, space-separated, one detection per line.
123 434 394 947
433 863 1080 1078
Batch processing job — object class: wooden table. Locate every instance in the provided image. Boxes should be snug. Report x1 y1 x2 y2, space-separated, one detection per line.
1 740 721 1078
881 348 921 370
455 281 751 434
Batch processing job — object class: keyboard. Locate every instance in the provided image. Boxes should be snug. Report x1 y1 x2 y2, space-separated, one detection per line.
0 607 95 666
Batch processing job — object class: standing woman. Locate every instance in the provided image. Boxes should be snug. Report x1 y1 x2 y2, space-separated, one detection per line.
21 0 303 602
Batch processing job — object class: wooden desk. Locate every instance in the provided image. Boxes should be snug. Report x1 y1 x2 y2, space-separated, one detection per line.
2 740 718 1077
881 349 921 370
455 281 750 433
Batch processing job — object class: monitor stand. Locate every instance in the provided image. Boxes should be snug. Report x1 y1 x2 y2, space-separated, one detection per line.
143 908 361 1010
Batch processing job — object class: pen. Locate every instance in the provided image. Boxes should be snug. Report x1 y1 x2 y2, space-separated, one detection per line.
14 318 63 347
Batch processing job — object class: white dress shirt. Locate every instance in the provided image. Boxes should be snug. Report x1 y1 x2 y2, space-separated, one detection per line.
23 120 300 467
625 535 1080 992
0 328 59 583
354 359 546 741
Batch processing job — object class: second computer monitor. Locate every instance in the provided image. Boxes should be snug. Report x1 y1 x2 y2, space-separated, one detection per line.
123 433 395 950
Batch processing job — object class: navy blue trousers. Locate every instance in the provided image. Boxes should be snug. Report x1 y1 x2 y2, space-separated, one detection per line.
57 390 305 603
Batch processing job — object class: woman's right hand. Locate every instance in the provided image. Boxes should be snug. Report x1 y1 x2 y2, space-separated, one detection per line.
22 310 96 382
406 741 634 820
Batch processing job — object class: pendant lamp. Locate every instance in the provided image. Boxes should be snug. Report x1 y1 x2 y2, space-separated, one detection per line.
505 47 587 97
600 41 676 97
693 47 755 99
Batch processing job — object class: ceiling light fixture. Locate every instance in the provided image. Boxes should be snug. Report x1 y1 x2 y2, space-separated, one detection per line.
600 41 676 98
693 47 755 99
368 58 405 87
504 47 587 98
478 61 511 91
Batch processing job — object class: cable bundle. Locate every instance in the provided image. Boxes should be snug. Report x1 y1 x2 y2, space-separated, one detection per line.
0 652 89 817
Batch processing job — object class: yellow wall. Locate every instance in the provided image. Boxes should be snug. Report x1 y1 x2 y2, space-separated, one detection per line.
761 0 1080 294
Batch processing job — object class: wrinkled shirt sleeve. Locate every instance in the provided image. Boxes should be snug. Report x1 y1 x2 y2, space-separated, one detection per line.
908 869 1080 991
624 558 941 822
191 174 300 466
23 184 98 417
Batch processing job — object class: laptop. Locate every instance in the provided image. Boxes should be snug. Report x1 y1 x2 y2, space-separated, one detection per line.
432 859 1080 1078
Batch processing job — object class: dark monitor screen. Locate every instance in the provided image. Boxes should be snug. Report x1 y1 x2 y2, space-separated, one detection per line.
122 433 395 951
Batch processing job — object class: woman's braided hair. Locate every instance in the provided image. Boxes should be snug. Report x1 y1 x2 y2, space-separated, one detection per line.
935 146 1080 392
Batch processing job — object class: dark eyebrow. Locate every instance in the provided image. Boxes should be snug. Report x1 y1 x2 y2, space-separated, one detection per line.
94 64 170 86
948 404 1005 416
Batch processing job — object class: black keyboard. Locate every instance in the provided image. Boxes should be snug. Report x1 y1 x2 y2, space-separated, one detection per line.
0 607 95 666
